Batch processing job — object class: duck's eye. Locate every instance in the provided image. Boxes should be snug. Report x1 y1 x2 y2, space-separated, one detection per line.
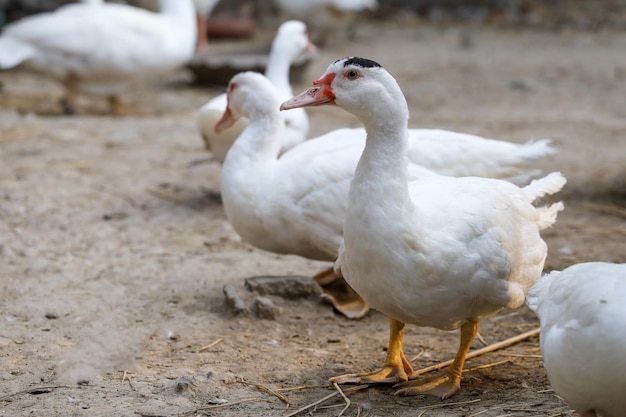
345 69 359 80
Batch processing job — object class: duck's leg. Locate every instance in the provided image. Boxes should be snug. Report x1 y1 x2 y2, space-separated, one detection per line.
331 317 413 384
196 13 209 50
394 320 478 399
61 73 79 115
107 95 125 116
313 267 369 319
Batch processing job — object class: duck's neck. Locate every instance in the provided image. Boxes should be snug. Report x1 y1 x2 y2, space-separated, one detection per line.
224 109 283 169
264 44 294 95
350 117 413 211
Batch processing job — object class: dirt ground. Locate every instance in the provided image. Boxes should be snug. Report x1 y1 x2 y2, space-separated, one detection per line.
1 20 626 417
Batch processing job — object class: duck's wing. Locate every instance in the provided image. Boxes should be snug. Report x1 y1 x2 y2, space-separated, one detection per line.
407 129 556 184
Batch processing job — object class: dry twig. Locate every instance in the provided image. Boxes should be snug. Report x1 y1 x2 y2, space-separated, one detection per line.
409 347 425 362
191 396 269 412
198 337 224 352
464 359 511 373
412 328 540 377
277 385 328 392
0 385 71 402
333 383 351 417
284 385 368 417
416 398 482 417
499 352 543 359
121 370 135 391
237 378 290 405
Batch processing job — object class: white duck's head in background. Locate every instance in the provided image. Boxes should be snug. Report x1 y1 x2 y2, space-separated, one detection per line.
215 71 283 136
197 20 314 162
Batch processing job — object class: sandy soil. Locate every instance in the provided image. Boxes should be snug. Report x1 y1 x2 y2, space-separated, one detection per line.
1 21 625 417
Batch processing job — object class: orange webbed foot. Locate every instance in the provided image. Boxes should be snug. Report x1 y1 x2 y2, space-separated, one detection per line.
394 371 461 399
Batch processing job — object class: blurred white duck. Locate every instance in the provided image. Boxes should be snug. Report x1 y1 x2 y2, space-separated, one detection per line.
527 262 626 417
197 20 315 163
281 57 566 398
193 0 220 49
275 0 378 45
0 0 196 114
125 0 218 49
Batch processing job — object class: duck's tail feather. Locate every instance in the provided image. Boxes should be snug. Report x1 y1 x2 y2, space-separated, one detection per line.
523 171 567 201
513 139 557 162
536 201 564 230
522 171 566 230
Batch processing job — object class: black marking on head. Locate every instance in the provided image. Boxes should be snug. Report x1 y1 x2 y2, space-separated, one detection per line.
339 57 382 69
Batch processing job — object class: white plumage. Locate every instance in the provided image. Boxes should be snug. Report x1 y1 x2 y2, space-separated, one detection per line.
216 71 427 264
0 0 196 113
281 56 566 398
527 262 626 417
197 20 313 163
275 0 378 44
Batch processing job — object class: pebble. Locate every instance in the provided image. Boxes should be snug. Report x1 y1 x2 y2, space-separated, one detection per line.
244 275 322 299
253 297 282 320
222 284 249 315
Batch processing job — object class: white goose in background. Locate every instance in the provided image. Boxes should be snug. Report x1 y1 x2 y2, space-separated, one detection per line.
197 20 315 163
193 0 220 49
0 0 196 114
125 0 219 49
281 57 566 398
527 262 626 417
275 0 378 45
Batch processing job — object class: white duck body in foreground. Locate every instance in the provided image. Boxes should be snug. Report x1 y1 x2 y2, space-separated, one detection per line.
197 20 314 163
527 262 626 417
0 0 196 114
281 57 566 398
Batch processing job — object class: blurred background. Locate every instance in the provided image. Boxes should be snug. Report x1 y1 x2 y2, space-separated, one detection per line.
4 0 626 32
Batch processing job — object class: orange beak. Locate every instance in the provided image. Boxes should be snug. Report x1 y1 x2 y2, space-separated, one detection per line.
214 81 238 133
280 73 336 110
306 37 317 54
214 106 235 133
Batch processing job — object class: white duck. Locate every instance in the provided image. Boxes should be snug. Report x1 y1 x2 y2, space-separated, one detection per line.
275 0 378 45
527 262 626 417
125 0 220 49
193 0 220 49
0 0 196 114
281 57 566 398
197 20 314 163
